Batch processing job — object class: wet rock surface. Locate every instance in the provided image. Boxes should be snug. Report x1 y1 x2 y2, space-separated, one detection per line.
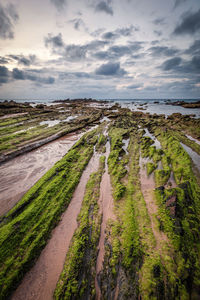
0 101 200 299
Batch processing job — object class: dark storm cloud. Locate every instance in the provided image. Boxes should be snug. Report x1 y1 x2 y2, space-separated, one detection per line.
174 0 187 9
64 40 108 61
160 55 200 74
102 31 118 40
127 83 142 89
12 68 25 80
45 33 109 61
154 30 162 36
90 28 105 38
95 62 126 76
117 25 139 35
45 33 64 49
95 1 113 15
109 45 131 56
101 25 139 40
190 56 200 72
9 55 36 66
111 42 142 55
163 80 199 94
161 57 182 71
65 44 87 60
131 54 144 59
50 0 67 11
7 3 18 21
93 47 122 61
148 46 179 57
142 86 158 92
59 71 90 80
180 57 200 75
0 57 9 64
74 72 90 78
151 40 159 45
173 9 200 35
93 41 142 61
0 3 19 39
93 51 110 60
12 68 55 84
185 40 200 56
69 18 88 32
153 18 166 26
86 40 108 50
71 18 82 30
0 66 10 84
129 41 143 51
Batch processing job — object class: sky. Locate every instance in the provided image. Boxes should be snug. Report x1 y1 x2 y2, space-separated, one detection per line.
0 0 200 100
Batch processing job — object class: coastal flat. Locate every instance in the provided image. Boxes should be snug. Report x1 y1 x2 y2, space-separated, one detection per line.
0 99 200 300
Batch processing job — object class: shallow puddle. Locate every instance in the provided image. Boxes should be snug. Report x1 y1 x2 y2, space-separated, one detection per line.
100 116 110 123
180 142 200 172
40 120 60 127
186 134 200 146
144 128 161 149
11 152 100 300
122 138 129 155
63 115 78 122
0 131 83 216
14 126 35 135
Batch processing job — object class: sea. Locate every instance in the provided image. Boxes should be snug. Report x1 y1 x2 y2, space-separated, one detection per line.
111 99 200 118
1 98 200 118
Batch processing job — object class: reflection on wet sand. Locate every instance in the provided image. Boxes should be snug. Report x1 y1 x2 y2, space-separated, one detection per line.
0 131 83 216
11 152 100 300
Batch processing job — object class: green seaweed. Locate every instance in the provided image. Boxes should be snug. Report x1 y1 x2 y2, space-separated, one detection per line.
0 129 98 300
54 156 105 299
154 130 200 296
146 162 157 176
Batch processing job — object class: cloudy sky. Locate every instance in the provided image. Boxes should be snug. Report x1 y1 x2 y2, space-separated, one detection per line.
0 0 200 100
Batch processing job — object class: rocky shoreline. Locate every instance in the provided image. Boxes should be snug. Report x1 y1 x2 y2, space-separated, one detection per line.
166 100 200 108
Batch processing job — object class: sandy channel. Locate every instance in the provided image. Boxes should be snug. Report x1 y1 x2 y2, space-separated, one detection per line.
0 131 83 216
12 152 100 300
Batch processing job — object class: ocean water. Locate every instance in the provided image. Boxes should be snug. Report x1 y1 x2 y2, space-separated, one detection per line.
113 100 200 118
104 99 200 118
1 98 200 118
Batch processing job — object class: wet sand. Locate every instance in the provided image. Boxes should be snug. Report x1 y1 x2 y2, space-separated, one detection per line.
140 156 155 190
95 140 115 300
0 131 83 216
11 152 100 300
0 112 28 119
